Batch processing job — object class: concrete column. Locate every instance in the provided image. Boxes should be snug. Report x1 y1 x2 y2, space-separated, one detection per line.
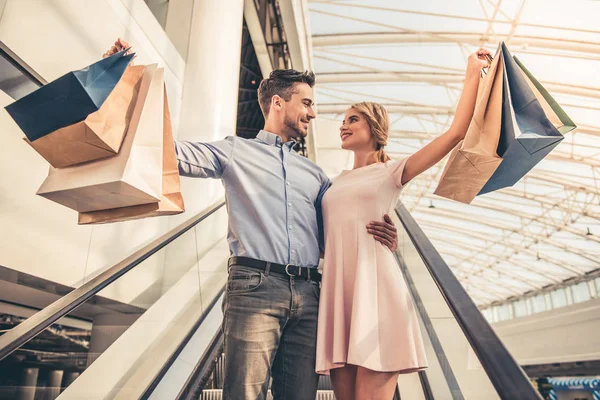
61 372 80 389
161 0 245 302
17 368 38 400
176 0 244 213
164 0 195 59
87 313 142 367
145 0 170 27
45 370 63 400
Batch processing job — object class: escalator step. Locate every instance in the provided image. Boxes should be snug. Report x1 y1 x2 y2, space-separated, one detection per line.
318 375 333 390
200 389 336 399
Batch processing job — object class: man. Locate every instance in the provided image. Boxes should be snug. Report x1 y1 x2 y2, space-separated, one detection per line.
105 39 398 400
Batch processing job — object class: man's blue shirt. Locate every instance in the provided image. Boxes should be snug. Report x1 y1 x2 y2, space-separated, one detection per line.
175 130 331 268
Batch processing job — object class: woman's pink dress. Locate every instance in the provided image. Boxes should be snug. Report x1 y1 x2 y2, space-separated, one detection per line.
316 159 428 375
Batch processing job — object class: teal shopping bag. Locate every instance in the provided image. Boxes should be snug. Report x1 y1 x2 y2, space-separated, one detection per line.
5 48 134 142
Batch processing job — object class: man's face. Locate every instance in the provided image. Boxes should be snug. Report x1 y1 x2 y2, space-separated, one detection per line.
282 83 316 138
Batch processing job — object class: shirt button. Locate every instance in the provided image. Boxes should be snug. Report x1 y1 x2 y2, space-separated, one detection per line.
288 203 292 207
287 182 291 186
288 225 293 230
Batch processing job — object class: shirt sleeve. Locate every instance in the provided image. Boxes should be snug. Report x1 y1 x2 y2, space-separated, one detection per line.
174 136 235 179
387 158 409 188
315 176 332 253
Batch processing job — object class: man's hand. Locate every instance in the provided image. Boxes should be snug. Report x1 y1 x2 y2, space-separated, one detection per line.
103 38 134 59
367 214 398 252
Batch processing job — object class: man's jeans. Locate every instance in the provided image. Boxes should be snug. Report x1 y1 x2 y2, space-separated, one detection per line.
222 265 320 400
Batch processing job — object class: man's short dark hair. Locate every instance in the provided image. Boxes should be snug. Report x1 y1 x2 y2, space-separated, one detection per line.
257 69 315 117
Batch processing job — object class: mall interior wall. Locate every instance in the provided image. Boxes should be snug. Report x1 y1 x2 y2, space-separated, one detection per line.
492 297 600 366
0 0 242 306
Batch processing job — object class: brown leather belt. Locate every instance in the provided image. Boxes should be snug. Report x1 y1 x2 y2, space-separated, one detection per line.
228 256 321 283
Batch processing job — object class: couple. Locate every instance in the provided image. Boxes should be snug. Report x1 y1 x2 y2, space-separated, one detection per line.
105 39 491 400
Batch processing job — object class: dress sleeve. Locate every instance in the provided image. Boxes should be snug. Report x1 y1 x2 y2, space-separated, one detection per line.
386 158 409 189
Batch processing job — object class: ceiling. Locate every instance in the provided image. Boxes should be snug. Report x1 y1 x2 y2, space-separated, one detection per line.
305 0 600 306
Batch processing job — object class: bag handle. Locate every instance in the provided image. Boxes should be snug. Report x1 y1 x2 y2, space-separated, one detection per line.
481 54 494 78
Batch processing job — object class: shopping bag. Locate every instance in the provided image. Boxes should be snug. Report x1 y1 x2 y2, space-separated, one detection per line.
515 56 575 136
78 88 185 224
478 43 575 195
5 48 134 142
24 65 145 168
36 65 164 213
433 43 505 204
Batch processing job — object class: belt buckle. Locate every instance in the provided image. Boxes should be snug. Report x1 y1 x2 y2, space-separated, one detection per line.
285 264 294 277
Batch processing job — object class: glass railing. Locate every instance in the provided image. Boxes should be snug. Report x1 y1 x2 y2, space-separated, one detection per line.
0 200 228 400
392 203 542 400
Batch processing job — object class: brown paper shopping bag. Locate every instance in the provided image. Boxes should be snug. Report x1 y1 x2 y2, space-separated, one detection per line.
25 66 145 168
78 88 185 224
36 65 164 213
433 45 505 204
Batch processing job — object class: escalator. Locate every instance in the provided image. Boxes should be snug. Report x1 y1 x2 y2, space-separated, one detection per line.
0 200 541 399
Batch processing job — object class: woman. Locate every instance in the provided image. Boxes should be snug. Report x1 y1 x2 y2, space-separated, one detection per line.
316 48 492 399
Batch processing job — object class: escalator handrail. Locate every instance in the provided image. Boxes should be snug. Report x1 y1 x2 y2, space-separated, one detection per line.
0 199 226 361
395 203 542 400
142 288 225 399
0 40 47 87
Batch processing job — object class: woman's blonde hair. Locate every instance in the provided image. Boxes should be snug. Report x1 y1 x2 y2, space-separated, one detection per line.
349 102 391 163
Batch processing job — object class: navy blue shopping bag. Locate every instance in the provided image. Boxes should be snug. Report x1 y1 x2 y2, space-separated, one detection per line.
478 42 574 195
5 48 134 141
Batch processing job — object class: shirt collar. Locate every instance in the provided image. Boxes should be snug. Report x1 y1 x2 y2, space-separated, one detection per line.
257 130 296 150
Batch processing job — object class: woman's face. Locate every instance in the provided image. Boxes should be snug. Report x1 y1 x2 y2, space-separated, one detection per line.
340 109 376 152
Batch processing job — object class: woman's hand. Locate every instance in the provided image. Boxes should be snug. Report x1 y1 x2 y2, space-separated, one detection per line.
466 47 493 77
399 47 492 185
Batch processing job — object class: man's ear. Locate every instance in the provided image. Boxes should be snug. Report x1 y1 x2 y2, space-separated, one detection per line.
271 95 283 112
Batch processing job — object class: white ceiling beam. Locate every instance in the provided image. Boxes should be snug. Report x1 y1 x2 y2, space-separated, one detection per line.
391 136 600 167
318 71 464 84
410 191 599 243
423 246 534 297
316 49 465 74
414 198 600 266
318 107 600 138
398 159 599 195
465 199 600 244
419 217 588 276
317 72 600 99
428 237 553 291
415 207 600 266
310 1 501 25
317 104 454 115
311 32 600 56
389 132 600 153
505 0 527 44
309 1 600 39
484 0 503 37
